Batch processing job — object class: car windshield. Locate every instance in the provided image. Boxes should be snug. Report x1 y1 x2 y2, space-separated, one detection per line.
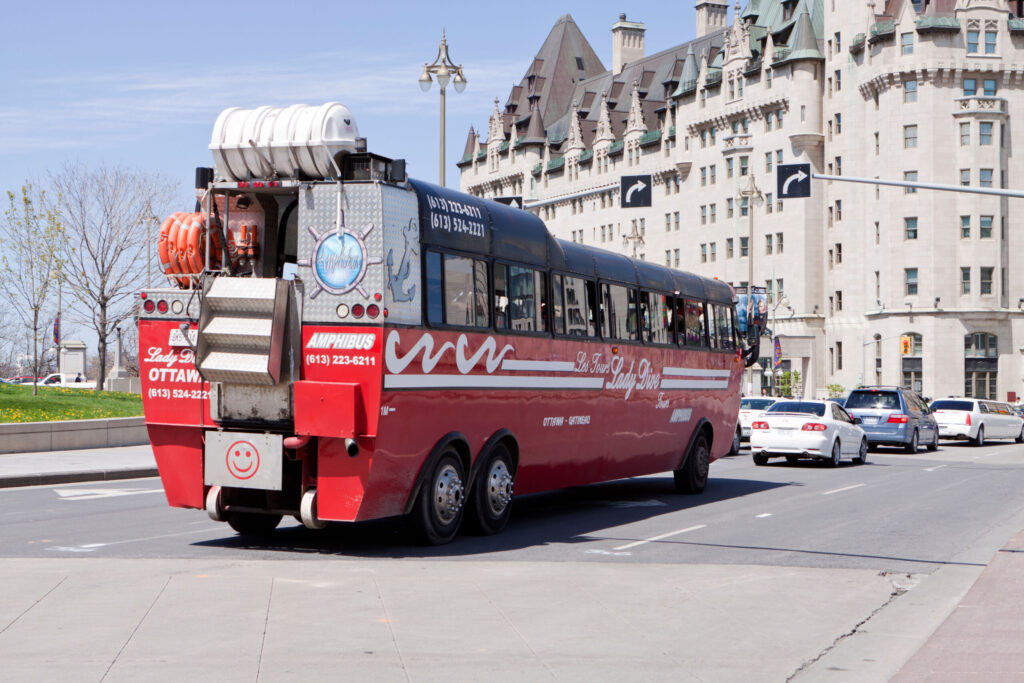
740 398 775 410
766 401 825 416
845 391 901 410
930 400 974 412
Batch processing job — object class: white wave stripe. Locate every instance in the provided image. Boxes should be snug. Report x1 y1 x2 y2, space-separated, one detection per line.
385 375 606 390
384 331 514 375
501 359 576 372
662 367 732 378
660 379 731 390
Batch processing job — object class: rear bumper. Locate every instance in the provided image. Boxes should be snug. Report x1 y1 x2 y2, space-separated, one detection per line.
859 423 912 446
750 432 830 458
938 424 973 439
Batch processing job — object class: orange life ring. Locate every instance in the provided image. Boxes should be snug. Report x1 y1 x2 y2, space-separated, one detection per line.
157 214 178 273
164 212 184 275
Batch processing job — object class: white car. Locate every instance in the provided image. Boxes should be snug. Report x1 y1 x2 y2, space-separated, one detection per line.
750 400 868 467
738 397 777 441
930 398 1024 446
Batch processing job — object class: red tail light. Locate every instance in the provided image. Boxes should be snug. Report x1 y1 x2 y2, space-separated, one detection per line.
751 421 770 430
143 300 156 313
801 423 828 431
887 414 909 424
966 414 971 426
352 304 365 318
156 300 169 314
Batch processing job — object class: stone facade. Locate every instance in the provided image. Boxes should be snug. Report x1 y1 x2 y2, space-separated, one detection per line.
460 0 1024 402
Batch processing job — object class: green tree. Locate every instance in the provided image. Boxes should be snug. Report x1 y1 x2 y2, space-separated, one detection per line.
826 383 845 398
0 185 64 395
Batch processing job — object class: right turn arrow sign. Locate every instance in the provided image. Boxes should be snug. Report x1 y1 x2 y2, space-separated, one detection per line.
777 163 812 199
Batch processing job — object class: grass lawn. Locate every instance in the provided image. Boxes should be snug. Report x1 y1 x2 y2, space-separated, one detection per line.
0 383 143 423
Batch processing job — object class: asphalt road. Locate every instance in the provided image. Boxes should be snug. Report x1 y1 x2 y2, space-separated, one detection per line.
3 440 1023 569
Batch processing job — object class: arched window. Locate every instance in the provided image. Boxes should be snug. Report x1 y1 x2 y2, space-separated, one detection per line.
964 332 998 399
901 332 923 393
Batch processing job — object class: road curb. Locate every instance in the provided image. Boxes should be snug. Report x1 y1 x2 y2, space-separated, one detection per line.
0 468 160 489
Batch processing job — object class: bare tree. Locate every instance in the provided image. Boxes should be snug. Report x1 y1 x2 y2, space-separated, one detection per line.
0 185 64 394
50 163 175 391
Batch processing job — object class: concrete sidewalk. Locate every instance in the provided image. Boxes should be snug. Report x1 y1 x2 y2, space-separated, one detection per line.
0 443 157 487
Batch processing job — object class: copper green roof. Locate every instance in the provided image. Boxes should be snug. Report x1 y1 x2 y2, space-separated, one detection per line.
639 129 661 146
849 33 865 54
1010 18 1024 33
915 16 960 33
774 5 824 63
869 20 896 44
578 149 593 163
546 157 565 171
671 45 699 98
608 140 624 155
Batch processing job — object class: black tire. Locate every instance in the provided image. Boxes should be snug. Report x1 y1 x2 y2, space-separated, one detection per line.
467 443 515 536
785 455 800 465
728 428 741 456
1016 426 1024 444
413 448 467 545
867 444 879 453
227 512 282 536
854 439 868 465
926 430 939 452
828 439 841 468
971 426 985 447
752 452 769 466
904 430 919 454
675 432 710 494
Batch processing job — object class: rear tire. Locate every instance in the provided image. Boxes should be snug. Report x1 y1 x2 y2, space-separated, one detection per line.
971 426 985 447
675 432 710 494
752 453 769 466
904 430 919 454
728 428 741 456
227 512 282 536
926 431 939 452
828 439 841 468
854 439 868 465
467 443 515 536
413 448 466 545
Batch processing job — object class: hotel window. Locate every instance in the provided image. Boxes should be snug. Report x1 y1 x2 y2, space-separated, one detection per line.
665 213 672 231
967 30 979 53
835 70 841 91
765 193 774 214
979 122 993 145
727 158 734 178
701 205 707 225
836 341 843 370
765 234 773 255
665 250 671 266
901 32 914 55
960 122 970 146
765 152 773 173
727 238 734 258
984 79 997 96
776 149 783 164
905 217 918 240
828 249 833 268
875 271 880 299
985 30 997 54
700 244 707 262
727 198 734 218
835 291 843 311
835 243 842 263
961 267 971 294
710 243 717 262
961 215 971 238
710 204 716 223
904 125 917 148
740 236 748 256
740 156 749 176
835 113 842 133
874 132 880 155
777 233 784 253
700 130 707 147
981 267 994 295
980 215 993 238
776 109 784 127
835 32 841 52
700 167 707 186
673 249 680 267
835 200 842 221
960 169 971 186
964 78 976 96
980 169 993 187
904 79 917 103
674 211 680 231
904 171 917 193
741 197 749 217
875 222 880 244
835 156 842 175
905 268 919 296
710 165 717 184
766 68 773 88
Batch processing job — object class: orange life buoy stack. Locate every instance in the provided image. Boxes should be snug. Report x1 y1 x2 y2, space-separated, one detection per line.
157 211 225 287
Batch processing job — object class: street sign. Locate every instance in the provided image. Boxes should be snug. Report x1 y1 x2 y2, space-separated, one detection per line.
493 196 523 209
777 163 811 199
620 175 652 208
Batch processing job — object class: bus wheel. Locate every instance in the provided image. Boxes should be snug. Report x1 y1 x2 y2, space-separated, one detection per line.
468 443 515 535
674 432 710 494
227 512 282 536
414 448 466 545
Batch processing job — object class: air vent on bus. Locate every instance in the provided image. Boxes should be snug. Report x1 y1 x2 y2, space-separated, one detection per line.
196 278 289 385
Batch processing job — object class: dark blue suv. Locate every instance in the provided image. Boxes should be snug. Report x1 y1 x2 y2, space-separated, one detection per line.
843 387 938 453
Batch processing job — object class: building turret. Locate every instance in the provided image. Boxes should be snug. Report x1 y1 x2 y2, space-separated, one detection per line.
696 0 729 37
612 13 646 75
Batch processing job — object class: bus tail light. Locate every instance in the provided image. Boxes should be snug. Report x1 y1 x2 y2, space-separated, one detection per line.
751 421 770 430
157 300 169 314
801 423 827 431
887 414 909 424
143 300 156 313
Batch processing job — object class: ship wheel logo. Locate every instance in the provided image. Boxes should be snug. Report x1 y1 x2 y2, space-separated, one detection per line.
299 224 382 299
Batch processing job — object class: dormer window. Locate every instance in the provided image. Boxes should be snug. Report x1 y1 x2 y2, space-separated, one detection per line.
782 0 795 21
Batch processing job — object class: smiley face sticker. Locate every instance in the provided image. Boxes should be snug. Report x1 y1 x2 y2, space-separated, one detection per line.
226 440 260 480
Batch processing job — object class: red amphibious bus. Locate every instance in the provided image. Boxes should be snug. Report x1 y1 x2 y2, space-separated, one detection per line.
138 103 749 544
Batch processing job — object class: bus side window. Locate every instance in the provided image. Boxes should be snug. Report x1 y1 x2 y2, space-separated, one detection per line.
508 265 547 332
426 250 443 325
585 280 599 336
679 298 702 347
604 284 639 341
552 274 565 334
715 304 734 350
642 292 674 345
494 264 510 329
599 284 610 338
563 276 595 337
443 253 489 328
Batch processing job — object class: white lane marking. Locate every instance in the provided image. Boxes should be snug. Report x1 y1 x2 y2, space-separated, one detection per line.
46 528 216 553
584 549 632 556
613 524 706 551
597 499 666 509
924 465 947 472
972 453 996 460
756 513 773 518
54 488 164 501
823 484 866 496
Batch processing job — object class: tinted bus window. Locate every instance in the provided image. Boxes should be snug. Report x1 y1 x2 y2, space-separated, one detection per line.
706 304 719 349
496 264 548 332
641 292 674 345
426 251 443 325
680 298 705 347
552 274 565 334
563 276 596 337
444 253 489 327
602 284 639 341
715 304 734 350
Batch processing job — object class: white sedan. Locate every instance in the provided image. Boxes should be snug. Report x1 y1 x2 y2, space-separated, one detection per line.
738 397 777 441
750 400 868 467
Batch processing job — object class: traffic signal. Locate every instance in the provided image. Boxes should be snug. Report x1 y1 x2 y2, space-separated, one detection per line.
900 335 912 355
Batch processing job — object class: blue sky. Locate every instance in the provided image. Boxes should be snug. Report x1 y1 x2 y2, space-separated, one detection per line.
0 1 703 203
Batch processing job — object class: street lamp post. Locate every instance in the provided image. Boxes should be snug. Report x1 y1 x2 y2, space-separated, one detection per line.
737 173 763 395
622 222 645 258
140 204 158 288
418 31 467 187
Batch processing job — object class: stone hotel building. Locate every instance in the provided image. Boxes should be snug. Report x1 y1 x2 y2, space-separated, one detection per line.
459 0 1024 401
